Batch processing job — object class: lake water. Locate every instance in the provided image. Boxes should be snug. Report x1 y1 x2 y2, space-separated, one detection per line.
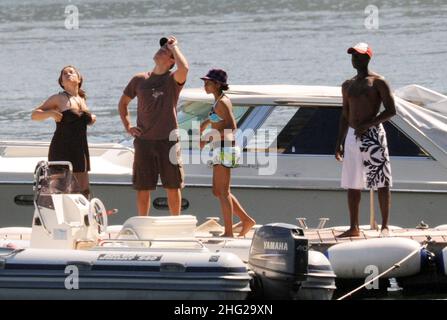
0 0 446 142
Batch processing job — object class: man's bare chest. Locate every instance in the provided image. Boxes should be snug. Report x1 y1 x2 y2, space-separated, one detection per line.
347 79 378 98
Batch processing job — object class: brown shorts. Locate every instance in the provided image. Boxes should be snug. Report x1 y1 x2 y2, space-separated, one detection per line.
133 138 184 190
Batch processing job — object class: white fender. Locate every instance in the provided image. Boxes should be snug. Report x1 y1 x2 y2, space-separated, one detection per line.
326 238 423 279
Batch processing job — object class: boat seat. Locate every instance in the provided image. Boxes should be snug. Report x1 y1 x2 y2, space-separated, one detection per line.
119 215 198 239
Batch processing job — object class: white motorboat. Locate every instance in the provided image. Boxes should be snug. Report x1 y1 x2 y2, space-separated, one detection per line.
0 162 251 300
0 161 336 300
1 84 446 229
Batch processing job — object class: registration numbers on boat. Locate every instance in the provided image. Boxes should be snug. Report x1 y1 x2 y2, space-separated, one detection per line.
97 253 162 261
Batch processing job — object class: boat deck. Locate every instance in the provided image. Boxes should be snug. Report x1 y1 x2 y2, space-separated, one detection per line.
193 219 447 255
305 228 447 254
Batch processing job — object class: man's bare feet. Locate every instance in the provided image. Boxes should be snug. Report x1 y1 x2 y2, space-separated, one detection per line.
380 227 390 237
336 228 360 238
220 233 234 238
238 219 256 237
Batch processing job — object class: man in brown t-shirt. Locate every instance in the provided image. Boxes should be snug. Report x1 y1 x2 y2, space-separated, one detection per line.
118 35 188 216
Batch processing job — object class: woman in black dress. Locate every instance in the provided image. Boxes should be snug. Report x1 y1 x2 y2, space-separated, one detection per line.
32 65 96 198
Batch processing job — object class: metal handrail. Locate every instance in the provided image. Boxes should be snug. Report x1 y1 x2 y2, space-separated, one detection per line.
0 140 134 152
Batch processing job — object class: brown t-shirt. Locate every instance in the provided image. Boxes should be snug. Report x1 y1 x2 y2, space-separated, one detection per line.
123 71 184 140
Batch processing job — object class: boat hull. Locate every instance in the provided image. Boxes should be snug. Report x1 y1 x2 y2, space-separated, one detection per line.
2 182 446 229
0 248 251 300
0 287 248 300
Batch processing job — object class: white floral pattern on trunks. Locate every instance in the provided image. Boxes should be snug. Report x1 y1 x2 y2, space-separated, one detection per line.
358 125 392 188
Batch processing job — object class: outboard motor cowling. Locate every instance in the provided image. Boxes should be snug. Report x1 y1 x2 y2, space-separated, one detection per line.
248 223 308 299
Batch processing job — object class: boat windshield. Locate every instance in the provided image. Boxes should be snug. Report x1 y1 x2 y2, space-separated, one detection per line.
177 101 252 149
36 165 80 195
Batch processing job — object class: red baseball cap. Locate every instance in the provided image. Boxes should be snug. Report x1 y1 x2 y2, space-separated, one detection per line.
347 42 373 58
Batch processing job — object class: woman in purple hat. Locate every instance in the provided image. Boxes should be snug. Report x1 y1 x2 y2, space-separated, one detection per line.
200 69 255 237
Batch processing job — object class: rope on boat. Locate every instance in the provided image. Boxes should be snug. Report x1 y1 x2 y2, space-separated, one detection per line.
0 248 25 258
337 241 429 300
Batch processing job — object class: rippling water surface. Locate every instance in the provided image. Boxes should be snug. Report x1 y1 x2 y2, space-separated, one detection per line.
0 0 446 142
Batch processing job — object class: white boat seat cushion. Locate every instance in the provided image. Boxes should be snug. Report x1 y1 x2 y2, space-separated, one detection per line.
119 215 198 239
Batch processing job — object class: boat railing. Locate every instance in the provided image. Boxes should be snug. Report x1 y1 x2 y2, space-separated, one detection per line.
0 140 134 152
0 247 25 258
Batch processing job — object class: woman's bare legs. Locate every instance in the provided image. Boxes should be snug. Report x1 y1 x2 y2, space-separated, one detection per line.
213 165 255 237
213 165 233 237
73 171 90 199
230 194 255 237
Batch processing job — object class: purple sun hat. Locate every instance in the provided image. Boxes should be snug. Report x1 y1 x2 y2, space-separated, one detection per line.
200 69 229 90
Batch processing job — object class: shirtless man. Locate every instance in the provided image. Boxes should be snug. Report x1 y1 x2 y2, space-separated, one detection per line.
335 43 396 238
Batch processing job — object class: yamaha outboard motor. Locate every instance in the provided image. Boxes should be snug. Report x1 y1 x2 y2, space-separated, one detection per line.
248 223 336 300
248 223 308 299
